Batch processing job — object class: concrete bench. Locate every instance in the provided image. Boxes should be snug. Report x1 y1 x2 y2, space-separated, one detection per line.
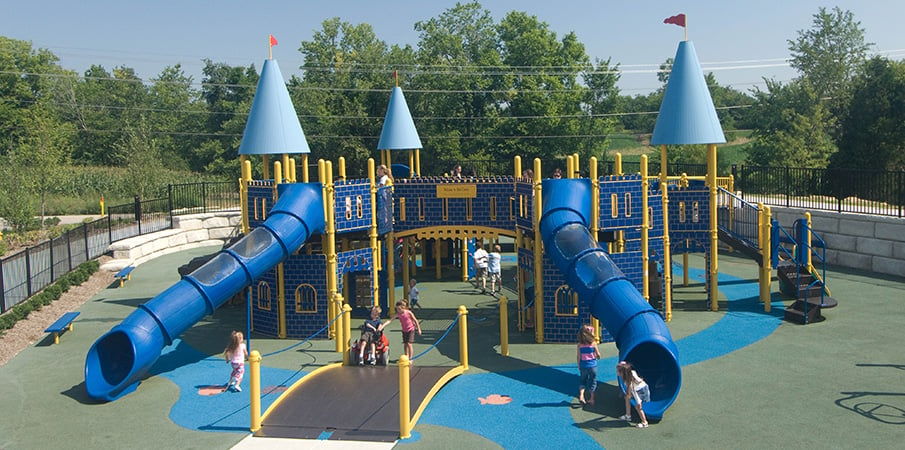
45 312 80 344
115 266 135 287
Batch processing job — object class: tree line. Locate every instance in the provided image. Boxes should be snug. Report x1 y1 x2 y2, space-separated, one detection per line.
1 3 903 231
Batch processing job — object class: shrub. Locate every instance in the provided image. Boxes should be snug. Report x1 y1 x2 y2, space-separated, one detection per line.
0 258 100 334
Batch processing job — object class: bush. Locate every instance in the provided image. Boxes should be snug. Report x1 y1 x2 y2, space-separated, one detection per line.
0 259 100 335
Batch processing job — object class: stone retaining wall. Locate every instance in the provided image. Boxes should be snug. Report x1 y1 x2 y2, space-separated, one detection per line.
101 211 242 272
770 207 905 279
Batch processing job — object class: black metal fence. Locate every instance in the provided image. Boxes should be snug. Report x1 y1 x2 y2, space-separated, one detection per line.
734 165 905 218
1 181 238 314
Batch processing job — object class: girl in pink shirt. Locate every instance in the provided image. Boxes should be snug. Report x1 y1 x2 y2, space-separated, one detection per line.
395 300 421 361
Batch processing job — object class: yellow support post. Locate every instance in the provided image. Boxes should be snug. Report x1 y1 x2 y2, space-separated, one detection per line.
435 238 441 281
707 143 719 311
760 204 773 312
402 238 410 301
660 144 668 186
249 350 262 432
398 354 412 439
572 152 580 178
661 180 673 322
461 235 469 282
499 296 509 356
615 153 623 176
301 154 309 183
342 303 352 365
533 158 543 343
368 160 380 306
590 157 599 240
325 161 338 342
641 155 650 302
458 305 469 370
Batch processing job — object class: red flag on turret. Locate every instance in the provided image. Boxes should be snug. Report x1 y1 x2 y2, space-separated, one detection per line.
269 34 278 47
664 14 686 27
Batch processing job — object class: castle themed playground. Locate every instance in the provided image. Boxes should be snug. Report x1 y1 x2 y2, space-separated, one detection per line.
78 40 837 443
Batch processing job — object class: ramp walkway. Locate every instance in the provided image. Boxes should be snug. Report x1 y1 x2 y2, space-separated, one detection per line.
258 363 453 442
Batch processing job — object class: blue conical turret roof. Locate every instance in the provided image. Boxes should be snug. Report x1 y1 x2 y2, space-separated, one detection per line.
238 59 310 155
377 86 423 150
650 41 726 145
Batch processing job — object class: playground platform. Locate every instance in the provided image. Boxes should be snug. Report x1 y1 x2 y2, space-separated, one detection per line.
1 245 904 449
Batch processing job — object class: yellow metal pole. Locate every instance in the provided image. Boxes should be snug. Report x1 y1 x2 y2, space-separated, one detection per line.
368 159 379 305
342 303 352 365
461 236 469 282
707 143 719 311
661 180 673 322
572 152 580 178
415 150 421 176
514 156 522 180
282 154 290 182
249 350 262 432
590 157 599 240
398 355 412 439
615 153 623 176
499 295 509 356
302 154 309 183
325 161 338 342
566 155 574 179
761 205 773 312
660 144 668 186
402 238 410 301
533 158 543 343
641 155 650 302
338 156 346 180
458 305 469 370
435 238 441 280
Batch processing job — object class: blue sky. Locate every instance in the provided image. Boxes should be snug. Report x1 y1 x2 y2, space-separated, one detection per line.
3 1 904 95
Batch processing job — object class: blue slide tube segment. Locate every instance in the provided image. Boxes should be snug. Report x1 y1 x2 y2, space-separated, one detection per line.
539 179 681 419
85 183 326 401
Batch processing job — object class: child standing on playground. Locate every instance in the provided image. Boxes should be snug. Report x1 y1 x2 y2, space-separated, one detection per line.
488 244 502 294
409 278 421 309
617 361 650 428
395 300 421 361
577 324 600 405
224 330 248 392
472 241 489 293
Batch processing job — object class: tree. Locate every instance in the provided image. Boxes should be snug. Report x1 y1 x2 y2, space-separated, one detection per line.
746 79 836 168
19 105 74 224
0 37 62 156
148 65 201 171
495 10 592 167
412 1 503 173
831 57 905 170
199 60 258 177
293 18 408 175
788 6 871 102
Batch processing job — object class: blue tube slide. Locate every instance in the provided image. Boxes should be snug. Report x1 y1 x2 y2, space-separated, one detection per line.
538 179 681 419
85 183 326 401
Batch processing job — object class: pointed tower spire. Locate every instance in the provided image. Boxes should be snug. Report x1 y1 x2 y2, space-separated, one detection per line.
650 41 725 145
238 59 310 155
377 86 423 151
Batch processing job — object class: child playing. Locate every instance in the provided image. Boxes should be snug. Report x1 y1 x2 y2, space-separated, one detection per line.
358 306 390 365
577 324 600 405
409 278 421 309
488 244 502 294
617 361 650 428
224 330 248 392
395 300 421 361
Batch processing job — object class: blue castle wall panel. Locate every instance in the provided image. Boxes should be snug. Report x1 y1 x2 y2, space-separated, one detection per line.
334 181 373 233
598 175 645 231
392 178 517 232
282 253 328 339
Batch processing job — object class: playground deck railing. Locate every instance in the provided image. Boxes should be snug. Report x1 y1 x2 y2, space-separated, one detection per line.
1 181 238 314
